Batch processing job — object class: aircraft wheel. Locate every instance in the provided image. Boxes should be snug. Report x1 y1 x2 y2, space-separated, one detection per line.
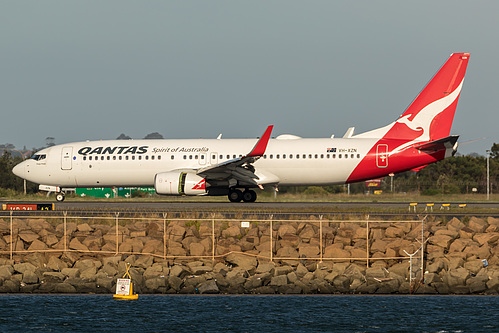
55 192 65 202
228 189 243 202
242 190 257 203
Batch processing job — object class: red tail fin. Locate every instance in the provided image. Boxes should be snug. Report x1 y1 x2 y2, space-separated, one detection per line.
384 53 469 143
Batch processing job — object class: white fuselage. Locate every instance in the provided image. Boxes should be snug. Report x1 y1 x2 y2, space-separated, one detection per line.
15 136 376 188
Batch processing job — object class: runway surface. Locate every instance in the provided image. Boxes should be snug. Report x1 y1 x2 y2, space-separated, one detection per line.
2 200 499 218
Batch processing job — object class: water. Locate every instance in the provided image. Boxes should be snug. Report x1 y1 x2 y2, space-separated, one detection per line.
1 295 498 332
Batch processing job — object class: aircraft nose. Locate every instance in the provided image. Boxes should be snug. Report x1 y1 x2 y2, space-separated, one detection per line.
12 161 25 179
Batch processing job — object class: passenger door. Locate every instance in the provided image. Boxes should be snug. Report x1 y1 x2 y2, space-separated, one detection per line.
61 147 73 170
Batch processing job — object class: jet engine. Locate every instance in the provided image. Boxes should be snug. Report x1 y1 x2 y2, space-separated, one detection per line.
154 171 207 195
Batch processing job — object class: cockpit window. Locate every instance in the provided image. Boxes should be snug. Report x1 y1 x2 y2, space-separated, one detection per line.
31 154 47 161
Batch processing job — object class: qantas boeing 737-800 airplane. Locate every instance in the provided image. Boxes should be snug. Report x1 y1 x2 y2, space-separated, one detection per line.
13 53 470 203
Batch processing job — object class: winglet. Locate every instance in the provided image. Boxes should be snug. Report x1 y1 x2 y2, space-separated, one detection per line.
247 125 273 157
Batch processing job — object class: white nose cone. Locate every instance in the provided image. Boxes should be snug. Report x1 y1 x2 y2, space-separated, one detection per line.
12 162 25 179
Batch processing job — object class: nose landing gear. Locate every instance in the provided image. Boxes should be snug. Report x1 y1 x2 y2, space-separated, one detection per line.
55 192 65 202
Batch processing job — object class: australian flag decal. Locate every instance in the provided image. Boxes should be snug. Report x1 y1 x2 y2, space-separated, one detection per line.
327 148 337 153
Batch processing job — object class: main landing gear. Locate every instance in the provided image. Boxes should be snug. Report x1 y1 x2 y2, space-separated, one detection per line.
228 189 257 203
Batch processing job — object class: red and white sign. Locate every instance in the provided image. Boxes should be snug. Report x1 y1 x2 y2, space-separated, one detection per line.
116 278 131 295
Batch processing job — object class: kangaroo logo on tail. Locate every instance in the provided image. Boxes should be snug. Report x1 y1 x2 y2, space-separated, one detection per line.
391 79 464 154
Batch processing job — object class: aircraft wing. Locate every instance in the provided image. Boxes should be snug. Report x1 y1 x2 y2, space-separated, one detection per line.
196 126 273 186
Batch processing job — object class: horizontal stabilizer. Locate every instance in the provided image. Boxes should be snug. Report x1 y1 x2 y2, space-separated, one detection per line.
414 135 459 153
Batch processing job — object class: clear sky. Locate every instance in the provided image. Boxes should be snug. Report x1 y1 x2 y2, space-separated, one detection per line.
1 1 496 155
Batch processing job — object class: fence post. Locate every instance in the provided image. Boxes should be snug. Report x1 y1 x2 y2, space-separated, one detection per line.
63 211 67 252
212 214 215 262
9 211 13 260
115 212 120 255
421 216 427 286
366 215 370 269
319 215 323 263
163 213 167 260
270 214 273 262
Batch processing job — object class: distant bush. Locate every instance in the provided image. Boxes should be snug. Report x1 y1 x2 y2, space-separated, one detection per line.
303 186 330 195
131 190 148 198
422 188 440 196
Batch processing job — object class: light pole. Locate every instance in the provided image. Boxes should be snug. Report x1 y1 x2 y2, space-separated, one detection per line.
487 150 490 200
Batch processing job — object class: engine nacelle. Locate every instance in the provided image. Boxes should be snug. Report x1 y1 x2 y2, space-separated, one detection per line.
154 171 207 195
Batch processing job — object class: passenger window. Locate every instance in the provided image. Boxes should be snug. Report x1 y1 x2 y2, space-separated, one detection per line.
183 155 187 160
309 154 312 159
152 156 155 160
113 156 116 160
171 155 174 160
296 155 299 159
283 154 286 159
158 155 161 160
119 156 122 160
126 156 129 160
146 156 149 160
270 154 273 159
327 154 330 158
219 155 223 159
107 156 110 160
190 155 193 160
276 154 280 159
320 154 324 159
315 154 318 159
83 156 87 161
227 155 230 159
303 154 306 159
195 155 198 159
339 154 342 158
357 154 360 158
345 154 348 159
89 156 92 161
101 156 104 160
290 154 293 159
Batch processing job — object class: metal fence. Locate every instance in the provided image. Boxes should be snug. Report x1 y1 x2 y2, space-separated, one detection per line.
1 212 425 276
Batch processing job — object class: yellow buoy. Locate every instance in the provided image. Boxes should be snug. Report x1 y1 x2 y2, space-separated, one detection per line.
113 263 139 300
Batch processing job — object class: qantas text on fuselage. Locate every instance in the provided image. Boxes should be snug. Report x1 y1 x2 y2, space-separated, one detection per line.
13 53 470 203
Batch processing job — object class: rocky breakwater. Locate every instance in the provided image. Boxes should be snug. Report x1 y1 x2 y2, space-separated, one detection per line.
0 216 498 294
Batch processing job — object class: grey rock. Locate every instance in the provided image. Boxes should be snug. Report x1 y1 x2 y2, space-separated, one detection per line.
256 262 275 274
0 265 14 280
226 253 257 271
145 277 167 291
61 268 80 278
168 276 183 291
274 266 293 276
54 283 77 293
270 275 288 286
197 280 219 294
14 263 37 275
22 270 39 284
42 272 65 282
